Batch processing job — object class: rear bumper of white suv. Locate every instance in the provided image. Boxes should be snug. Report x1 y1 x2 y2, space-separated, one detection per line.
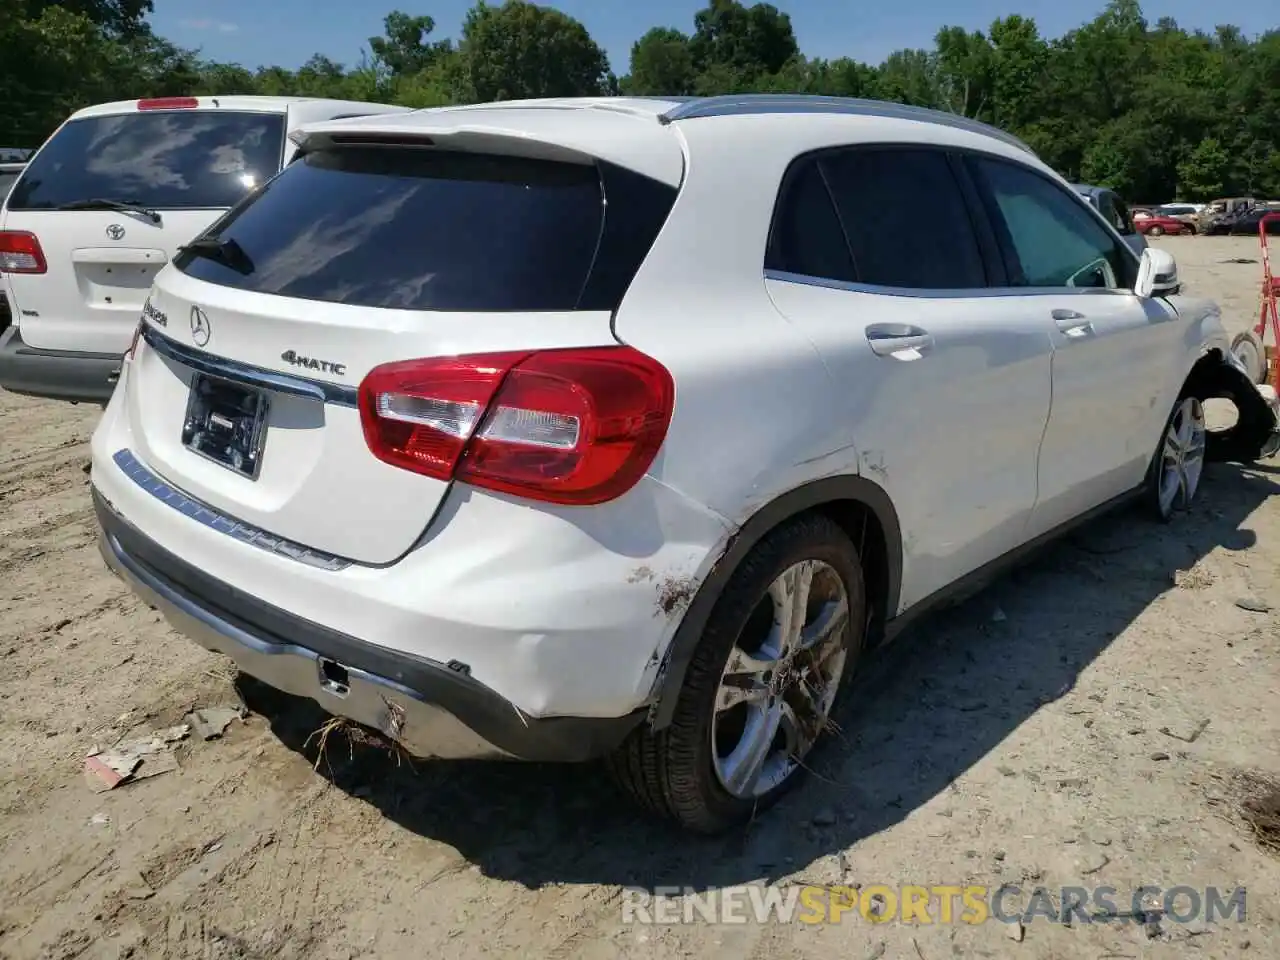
0 326 121 403
94 489 646 761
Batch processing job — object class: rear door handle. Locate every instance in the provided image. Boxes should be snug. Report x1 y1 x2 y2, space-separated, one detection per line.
866 324 935 359
1052 309 1093 339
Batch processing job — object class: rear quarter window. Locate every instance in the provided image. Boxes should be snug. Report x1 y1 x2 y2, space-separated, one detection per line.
6 110 286 211
174 147 678 312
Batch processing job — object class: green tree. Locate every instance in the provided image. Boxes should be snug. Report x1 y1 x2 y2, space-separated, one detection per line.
1177 138 1230 199
458 1 610 101
25 0 153 38
688 0 798 83
934 27 994 119
623 27 696 96
877 49 939 107
988 15 1048 131
369 11 453 77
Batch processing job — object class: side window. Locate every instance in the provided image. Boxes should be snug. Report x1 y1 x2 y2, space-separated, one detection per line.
765 157 856 283
972 157 1134 290
817 148 987 289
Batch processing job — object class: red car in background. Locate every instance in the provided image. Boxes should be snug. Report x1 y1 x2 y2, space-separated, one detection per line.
1136 213 1194 236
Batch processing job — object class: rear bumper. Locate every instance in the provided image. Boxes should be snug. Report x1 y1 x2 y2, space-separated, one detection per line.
93 487 645 762
0 326 121 403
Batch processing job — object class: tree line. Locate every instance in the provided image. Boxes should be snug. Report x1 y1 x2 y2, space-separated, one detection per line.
3 0 1278 203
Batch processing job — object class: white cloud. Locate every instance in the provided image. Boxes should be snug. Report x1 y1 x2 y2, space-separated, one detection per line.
181 18 240 33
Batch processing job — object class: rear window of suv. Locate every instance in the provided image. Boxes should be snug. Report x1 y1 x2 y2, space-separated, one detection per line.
173 146 678 312
5 110 286 211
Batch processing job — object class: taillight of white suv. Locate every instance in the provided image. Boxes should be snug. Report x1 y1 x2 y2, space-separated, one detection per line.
0 231 47 274
358 346 675 505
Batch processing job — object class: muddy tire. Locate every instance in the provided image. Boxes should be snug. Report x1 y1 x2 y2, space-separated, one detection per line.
1231 330 1267 385
1144 395 1206 523
608 513 866 834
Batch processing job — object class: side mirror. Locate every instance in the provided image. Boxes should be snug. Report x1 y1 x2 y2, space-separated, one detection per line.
1135 247 1179 298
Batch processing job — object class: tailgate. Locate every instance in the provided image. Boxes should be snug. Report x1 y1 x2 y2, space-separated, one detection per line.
2 209 217 353
127 272 620 564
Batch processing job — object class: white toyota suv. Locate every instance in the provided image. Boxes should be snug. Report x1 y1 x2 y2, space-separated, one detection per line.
0 96 410 404
89 95 1280 833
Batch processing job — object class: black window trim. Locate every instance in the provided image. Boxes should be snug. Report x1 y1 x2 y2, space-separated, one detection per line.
961 152 1141 295
764 141 1141 300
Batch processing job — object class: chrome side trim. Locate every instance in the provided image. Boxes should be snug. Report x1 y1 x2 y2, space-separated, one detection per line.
763 268 1138 301
141 323 359 408
113 448 354 571
659 95 1036 155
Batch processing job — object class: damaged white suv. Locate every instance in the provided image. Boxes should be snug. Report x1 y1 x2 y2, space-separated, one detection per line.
90 95 1280 833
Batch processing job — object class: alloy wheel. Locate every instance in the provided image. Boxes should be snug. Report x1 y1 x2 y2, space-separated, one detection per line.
1158 397 1207 516
711 559 850 799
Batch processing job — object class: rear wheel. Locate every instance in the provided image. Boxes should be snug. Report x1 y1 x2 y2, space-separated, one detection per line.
609 514 865 834
1147 224 1165 236
1145 395 1206 522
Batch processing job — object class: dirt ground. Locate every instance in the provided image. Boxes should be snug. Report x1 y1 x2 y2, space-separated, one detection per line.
1 234 1278 960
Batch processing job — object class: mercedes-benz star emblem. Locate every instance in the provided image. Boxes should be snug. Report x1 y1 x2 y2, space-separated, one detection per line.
105 224 126 241
190 306 211 348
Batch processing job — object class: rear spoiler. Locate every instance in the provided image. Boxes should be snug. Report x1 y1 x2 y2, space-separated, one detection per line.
287 115 685 187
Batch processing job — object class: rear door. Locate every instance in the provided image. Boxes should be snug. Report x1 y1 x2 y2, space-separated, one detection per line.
964 154 1183 538
120 141 679 564
762 146 1054 610
1 106 286 354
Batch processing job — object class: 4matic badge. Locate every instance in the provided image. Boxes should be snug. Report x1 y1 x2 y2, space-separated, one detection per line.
281 350 346 376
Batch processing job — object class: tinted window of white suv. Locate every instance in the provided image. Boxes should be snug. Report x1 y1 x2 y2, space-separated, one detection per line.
767 147 987 290
175 147 677 312
764 158 856 282
819 148 987 289
6 111 285 211
969 157 1135 290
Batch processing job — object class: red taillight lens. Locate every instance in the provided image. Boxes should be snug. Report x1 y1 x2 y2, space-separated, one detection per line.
359 347 675 505
137 97 199 110
0 231 47 274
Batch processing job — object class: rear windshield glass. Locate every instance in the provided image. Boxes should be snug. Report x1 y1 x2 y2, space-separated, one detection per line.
5 111 285 211
0 170 20 199
173 147 678 312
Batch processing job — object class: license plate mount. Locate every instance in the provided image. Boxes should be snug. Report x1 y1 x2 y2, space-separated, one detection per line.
181 374 269 480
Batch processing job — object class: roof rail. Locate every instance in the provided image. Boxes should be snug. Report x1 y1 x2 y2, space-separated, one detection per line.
658 95 1035 155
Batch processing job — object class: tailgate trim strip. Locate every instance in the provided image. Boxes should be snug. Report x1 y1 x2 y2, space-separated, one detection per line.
142 323 358 408
112 448 353 571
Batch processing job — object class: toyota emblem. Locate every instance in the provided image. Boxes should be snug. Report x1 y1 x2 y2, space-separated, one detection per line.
105 224 126 241
189 306 211 348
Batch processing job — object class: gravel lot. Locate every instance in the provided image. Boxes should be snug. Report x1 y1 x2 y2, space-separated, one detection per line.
1 235 1277 959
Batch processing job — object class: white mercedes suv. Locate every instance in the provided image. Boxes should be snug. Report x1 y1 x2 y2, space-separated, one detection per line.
89 95 1280 833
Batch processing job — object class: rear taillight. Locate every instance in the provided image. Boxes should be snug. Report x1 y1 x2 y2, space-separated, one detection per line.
0 231 47 274
137 97 199 110
359 347 675 505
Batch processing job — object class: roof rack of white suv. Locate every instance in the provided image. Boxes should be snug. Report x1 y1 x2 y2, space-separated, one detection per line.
657 94 1036 155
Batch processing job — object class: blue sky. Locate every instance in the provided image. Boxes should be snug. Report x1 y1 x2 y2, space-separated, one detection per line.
151 0 1277 75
